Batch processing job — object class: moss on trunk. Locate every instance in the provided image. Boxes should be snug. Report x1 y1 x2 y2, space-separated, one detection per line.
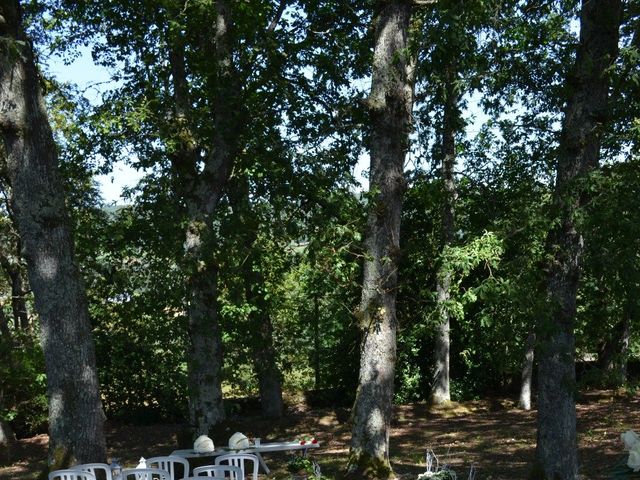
345 452 394 480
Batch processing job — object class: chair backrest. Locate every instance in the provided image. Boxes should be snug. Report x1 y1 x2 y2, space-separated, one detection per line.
146 455 190 480
214 454 259 480
49 470 97 480
120 468 172 480
73 463 113 480
192 464 243 479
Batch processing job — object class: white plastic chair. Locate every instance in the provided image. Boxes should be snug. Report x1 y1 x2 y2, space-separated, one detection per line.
214 454 259 480
120 468 171 480
192 465 243 479
146 456 190 480
49 470 97 480
73 463 113 480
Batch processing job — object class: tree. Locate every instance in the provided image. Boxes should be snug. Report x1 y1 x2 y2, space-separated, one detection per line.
0 0 106 467
579 161 640 387
346 1 414 478
170 0 236 434
0 194 29 331
534 0 622 478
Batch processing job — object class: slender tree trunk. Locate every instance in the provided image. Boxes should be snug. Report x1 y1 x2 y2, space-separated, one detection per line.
346 2 413 478
0 0 106 466
8 266 28 329
0 304 10 339
0 210 30 330
254 315 284 418
0 307 16 451
252 300 284 418
432 62 459 405
0 258 29 330
245 271 284 418
313 294 321 389
519 331 535 410
597 303 632 386
534 2 621 478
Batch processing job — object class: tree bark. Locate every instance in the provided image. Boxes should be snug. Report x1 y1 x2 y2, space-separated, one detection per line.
0 306 16 451
519 331 535 410
244 269 284 418
167 0 239 434
0 198 30 330
534 1 621 478
432 61 459 405
313 294 321 389
0 0 106 466
0 417 14 450
230 177 284 418
0 254 29 330
346 2 413 478
597 303 631 386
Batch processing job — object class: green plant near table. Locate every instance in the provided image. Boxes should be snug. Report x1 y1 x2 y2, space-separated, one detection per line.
287 455 315 475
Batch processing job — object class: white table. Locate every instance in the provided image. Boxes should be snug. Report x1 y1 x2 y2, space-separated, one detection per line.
172 441 320 475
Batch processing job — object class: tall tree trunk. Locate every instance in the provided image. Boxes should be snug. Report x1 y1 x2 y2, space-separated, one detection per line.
226 173 284 419
0 203 30 330
346 2 413 478
432 62 459 405
519 331 535 410
313 294 321 389
8 266 28 329
0 306 16 451
254 314 284 418
244 270 284 418
0 0 106 466
0 256 29 330
597 302 632 386
534 1 621 478
166 0 238 435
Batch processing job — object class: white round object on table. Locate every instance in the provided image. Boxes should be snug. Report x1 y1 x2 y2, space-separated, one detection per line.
228 432 250 449
194 435 215 453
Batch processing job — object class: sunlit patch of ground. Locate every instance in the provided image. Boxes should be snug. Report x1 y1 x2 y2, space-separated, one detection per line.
1 390 638 479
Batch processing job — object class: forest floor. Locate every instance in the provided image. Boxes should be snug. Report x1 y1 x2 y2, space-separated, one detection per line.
1 389 639 480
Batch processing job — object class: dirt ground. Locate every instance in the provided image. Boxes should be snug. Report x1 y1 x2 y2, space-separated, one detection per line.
1 390 638 479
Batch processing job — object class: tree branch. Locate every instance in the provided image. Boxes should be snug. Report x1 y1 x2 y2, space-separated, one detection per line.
266 0 287 33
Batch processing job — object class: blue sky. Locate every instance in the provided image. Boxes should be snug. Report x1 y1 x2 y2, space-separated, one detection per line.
47 46 145 204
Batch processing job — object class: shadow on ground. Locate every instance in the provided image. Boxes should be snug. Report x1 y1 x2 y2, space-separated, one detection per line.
1 389 638 479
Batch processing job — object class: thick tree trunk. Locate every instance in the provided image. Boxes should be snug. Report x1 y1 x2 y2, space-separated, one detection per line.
0 0 106 466
534 2 621 479
346 2 412 479
168 0 239 434
432 63 459 405
185 261 225 435
519 332 535 410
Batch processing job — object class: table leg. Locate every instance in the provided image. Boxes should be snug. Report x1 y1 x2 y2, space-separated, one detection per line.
256 452 271 475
